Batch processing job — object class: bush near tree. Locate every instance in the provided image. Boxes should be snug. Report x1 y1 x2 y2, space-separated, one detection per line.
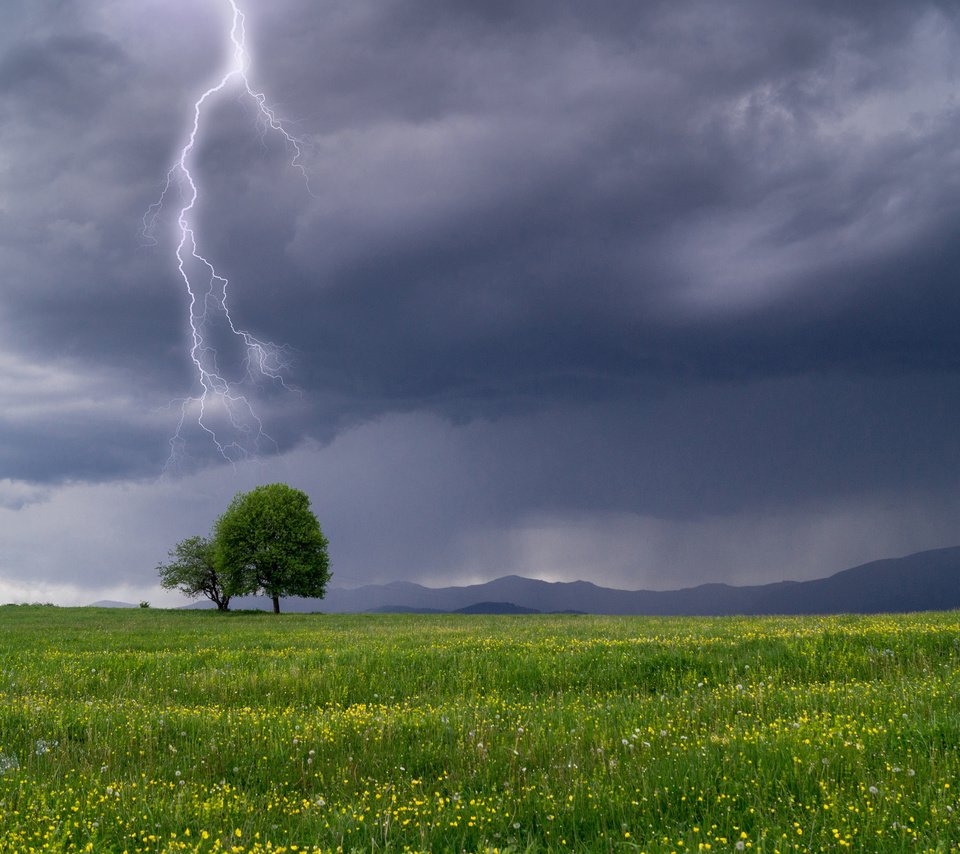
157 535 231 611
214 483 331 614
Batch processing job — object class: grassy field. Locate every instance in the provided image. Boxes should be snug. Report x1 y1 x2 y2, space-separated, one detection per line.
0 607 958 852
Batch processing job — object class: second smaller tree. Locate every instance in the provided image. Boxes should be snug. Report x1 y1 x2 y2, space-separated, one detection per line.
157 535 231 611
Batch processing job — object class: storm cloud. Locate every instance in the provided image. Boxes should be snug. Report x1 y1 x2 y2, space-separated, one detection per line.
2 0 960 601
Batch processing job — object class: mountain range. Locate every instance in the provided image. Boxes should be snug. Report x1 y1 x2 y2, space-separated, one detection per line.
190 546 960 615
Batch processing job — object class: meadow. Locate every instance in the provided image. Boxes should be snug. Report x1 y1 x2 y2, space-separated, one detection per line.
0 606 958 852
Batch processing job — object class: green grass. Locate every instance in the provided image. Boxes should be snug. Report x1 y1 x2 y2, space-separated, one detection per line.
0 606 959 852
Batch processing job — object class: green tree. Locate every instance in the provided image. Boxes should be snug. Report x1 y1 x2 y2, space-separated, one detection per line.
214 483 331 614
157 535 231 611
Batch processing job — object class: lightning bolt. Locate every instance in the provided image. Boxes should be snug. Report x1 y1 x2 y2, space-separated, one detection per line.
143 0 308 469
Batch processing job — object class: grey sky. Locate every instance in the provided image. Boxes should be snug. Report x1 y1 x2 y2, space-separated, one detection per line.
1 0 959 603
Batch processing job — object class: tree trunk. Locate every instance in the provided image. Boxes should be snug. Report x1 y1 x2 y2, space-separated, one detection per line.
272 595 280 614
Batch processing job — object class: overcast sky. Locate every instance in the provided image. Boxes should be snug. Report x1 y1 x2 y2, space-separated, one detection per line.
2 0 960 605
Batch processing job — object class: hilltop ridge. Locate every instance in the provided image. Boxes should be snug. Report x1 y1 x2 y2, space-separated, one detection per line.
190 545 960 615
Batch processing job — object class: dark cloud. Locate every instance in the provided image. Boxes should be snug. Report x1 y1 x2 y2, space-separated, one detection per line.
2 0 960 597
0 32 129 121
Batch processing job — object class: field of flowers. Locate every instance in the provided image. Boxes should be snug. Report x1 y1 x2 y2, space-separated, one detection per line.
0 606 958 852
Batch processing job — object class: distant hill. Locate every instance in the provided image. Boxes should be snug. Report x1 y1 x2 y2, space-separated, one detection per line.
455 601 540 614
196 546 960 616
368 602 542 615
88 600 138 609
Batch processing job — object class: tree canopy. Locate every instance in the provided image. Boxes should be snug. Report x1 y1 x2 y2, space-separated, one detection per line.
157 535 231 611
214 483 331 613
